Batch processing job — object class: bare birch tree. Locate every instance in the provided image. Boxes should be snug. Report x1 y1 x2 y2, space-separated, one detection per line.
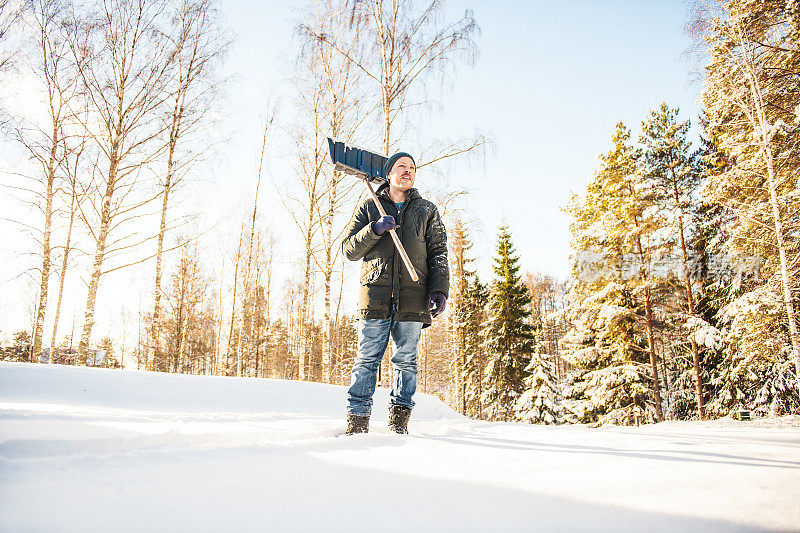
16 0 83 362
297 0 369 383
224 219 245 375
309 0 478 156
147 0 229 370
70 0 174 365
283 44 329 381
48 131 87 362
237 110 274 376
0 0 24 74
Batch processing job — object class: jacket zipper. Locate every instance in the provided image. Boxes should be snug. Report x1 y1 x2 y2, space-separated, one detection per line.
381 189 416 316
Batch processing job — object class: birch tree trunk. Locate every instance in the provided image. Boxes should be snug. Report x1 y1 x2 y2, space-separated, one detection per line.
33 128 57 362
226 223 244 376
148 141 176 370
72 0 173 365
300 223 313 381
322 209 333 382
177 300 188 373
237 112 272 377
78 163 116 365
48 162 80 363
215 256 224 375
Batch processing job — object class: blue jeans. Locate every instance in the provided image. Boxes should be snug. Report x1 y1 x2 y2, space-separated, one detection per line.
346 315 423 416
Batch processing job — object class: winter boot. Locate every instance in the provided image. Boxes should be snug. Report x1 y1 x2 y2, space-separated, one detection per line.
345 414 370 435
387 404 412 434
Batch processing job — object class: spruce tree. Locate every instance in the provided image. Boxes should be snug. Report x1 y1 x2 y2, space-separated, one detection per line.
463 275 489 419
448 219 476 415
515 353 561 424
481 225 536 421
711 288 800 416
560 280 654 425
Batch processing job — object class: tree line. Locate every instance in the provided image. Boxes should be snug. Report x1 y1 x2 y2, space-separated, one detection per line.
430 0 799 424
0 0 487 402
0 0 229 369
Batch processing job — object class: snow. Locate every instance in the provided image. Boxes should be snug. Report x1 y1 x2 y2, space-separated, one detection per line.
1 362 799 532
686 315 723 350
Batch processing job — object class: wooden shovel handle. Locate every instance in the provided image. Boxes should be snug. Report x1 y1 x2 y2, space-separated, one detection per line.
364 179 420 283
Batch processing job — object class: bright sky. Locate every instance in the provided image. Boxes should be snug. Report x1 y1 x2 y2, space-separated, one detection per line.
212 0 704 279
0 0 704 344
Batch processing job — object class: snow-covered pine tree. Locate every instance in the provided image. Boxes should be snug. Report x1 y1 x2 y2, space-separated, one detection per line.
664 114 734 419
640 103 707 418
560 280 655 425
481 225 536 421
567 122 667 422
709 287 800 416
515 352 560 424
562 123 670 425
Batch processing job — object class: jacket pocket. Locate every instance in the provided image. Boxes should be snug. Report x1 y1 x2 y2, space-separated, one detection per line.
398 285 430 317
358 285 391 313
360 262 385 285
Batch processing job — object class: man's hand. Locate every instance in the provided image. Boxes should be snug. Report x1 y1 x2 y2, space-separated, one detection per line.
429 291 447 318
373 215 400 235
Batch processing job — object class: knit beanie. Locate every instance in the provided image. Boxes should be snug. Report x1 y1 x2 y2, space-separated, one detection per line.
383 151 416 178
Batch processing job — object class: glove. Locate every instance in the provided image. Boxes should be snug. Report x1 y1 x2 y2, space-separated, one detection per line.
373 215 400 235
429 291 447 318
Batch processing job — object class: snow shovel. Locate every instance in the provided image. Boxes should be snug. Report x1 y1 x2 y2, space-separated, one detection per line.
327 137 419 283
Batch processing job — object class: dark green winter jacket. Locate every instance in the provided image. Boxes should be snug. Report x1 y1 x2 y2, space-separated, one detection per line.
342 184 449 326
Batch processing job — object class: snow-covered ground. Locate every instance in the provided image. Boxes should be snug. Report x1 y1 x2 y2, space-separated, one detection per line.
1 362 798 532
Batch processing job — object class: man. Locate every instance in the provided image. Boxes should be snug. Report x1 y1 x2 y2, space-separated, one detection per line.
342 151 449 435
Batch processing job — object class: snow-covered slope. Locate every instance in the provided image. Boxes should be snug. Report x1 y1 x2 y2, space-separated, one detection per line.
1 362 798 532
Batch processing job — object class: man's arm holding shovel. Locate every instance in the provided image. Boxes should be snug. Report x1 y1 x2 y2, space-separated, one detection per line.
342 200 390 261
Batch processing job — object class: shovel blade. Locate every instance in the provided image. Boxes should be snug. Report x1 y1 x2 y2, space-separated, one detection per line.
327 138 387 182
